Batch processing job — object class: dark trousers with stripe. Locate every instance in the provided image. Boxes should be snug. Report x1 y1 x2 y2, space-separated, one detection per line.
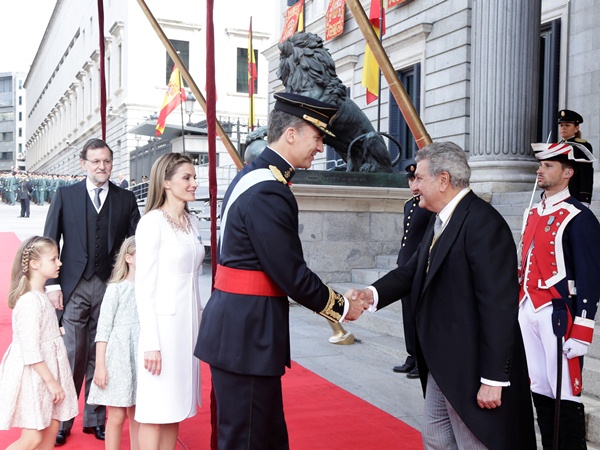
210 365 289 450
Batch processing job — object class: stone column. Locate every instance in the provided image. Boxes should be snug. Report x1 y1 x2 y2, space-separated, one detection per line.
469 0 541 193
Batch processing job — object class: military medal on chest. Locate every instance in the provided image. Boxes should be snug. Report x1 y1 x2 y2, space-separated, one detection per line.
545 215 555 232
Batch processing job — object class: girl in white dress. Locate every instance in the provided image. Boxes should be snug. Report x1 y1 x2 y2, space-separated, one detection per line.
0 236 78 450
135 153 205 450
88 236 140 450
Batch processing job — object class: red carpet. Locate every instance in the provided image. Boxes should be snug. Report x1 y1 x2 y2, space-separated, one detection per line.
0 232 423 449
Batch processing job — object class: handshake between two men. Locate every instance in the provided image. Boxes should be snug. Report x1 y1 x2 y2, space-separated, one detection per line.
343 288 374 322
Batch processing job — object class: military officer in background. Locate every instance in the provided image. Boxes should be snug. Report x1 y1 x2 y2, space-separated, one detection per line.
392 160 433 379
48 174 59 203
196 93 367 450
557 109 594 205
17 172 32 217
519 142 600 449
6 171 17 205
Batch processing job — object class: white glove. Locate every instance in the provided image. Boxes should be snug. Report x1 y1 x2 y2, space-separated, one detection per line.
563 338 589 359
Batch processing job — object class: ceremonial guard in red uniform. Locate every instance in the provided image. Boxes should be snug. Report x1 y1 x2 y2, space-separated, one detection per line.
557 109 594 205
196 93 366 450
519 142 600 449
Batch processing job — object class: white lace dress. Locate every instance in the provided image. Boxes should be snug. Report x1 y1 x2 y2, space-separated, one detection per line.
88 280 139 407
0 291 78 430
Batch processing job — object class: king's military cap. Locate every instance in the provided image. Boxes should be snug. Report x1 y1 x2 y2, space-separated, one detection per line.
558 109 584 124
273 92 338 137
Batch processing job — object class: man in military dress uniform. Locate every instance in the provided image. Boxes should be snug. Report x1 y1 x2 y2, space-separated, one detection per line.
6 171 17 205
196 93 367 450
392 160 433 379
518 142 600 449
17 172 32 217
557 109 594 205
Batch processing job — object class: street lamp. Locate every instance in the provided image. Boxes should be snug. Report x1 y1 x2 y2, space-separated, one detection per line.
185 92 196 125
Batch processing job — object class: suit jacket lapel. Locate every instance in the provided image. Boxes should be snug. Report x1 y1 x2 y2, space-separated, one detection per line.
413 218 435 302
107 183 122 254
72 181 88 251
421 191 476 293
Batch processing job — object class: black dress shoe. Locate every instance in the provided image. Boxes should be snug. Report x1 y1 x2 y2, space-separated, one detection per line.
393 362 415 373
406 366 420 379
83 425 106 440
55 430 70 446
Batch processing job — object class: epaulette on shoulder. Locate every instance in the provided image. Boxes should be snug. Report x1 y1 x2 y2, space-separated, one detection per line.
575 138 588 143
404 195 418 206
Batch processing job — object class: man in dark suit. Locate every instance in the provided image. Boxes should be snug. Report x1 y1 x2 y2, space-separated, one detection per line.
196 93 366 450
117 172 129 189
352 142 536 449
44 138 140 446
392 160 434 379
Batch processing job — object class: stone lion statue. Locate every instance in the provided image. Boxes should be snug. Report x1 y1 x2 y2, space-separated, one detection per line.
244 126 268 164
278 32 393 173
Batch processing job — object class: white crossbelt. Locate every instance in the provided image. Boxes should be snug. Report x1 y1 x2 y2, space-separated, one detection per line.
219 168 276 252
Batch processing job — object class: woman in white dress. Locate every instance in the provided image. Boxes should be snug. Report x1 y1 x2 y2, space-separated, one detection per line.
134 153 205 450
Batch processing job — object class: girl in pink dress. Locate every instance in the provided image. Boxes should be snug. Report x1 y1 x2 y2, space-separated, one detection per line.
0 236 78 450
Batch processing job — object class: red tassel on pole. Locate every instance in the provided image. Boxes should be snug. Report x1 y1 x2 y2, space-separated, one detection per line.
97 0 107 140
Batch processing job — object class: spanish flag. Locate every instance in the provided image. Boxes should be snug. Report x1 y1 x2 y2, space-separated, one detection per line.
156 65 187 136
297 0 304 32
248 17 257 131
361 0 386 105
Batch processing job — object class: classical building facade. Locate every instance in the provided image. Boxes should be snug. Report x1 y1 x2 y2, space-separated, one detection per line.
265 0 599 192
25 0 274 177
0 72 26 171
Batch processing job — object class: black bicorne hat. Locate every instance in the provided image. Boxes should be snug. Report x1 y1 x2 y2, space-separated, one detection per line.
531 142 594 164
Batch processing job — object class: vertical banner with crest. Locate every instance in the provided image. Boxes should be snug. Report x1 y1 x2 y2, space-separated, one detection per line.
325 0 346 41
280 0 304 43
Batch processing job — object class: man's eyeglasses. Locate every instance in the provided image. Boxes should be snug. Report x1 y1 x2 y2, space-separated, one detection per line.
85 159 113 167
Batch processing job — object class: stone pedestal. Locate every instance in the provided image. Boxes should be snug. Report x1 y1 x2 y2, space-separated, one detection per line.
293 184 410 283
469 0 542 193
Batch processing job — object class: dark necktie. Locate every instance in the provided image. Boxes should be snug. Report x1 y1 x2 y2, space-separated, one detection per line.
94 188 102 209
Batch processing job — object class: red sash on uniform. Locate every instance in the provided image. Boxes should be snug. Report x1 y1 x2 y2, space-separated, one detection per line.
214 264 286 297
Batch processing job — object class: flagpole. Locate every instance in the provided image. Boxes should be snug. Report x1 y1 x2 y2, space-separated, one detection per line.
347 0 432 149
248 16 255 131
135 0 244 169
97 0 107 140
206 0 218 285
179 72 186 155
376 0 383 132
